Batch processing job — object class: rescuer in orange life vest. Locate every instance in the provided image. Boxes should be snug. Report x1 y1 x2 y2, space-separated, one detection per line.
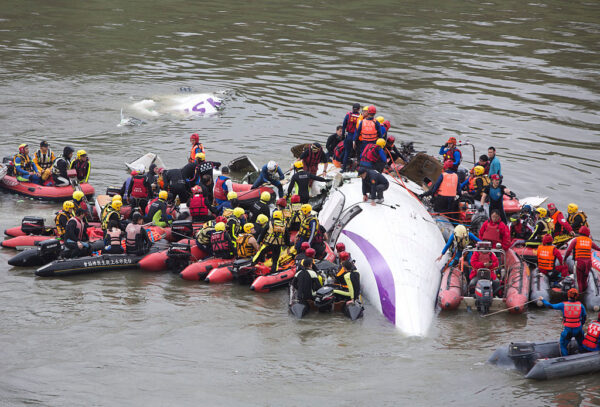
582 313 600 352
188 133 205 163
537 234 566 285
354 105 383 159
564 226 600 293
540 288 587 356
419 160 459 213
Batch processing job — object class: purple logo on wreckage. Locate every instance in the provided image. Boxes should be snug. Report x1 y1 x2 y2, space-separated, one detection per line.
342 230 396 324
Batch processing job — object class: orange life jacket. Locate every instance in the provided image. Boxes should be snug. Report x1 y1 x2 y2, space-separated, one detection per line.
563 301 582 328
551 211 568 235
574 236 592 259
582 321 600 349
358 119 378 142
189 143 205 162
537 245 556 272
468 175 490 192
436 172 458 197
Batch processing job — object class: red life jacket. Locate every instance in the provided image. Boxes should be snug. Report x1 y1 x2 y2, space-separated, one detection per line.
303 149 323 173
583 321 600 349
443 148 462 171
345 112 360 134
146 198 158 215
361 144 382 164
481 221 501 248
213 175 229 201
70 216 84 240
189 193 209 217
211 230 233 256
358 119 378 142
563 301 582 328
130 176 148 199
333 140 345 162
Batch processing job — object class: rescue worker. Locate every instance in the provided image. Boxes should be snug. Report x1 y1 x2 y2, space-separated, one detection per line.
382 120 391 139
252 210 288 274
248 191 271 223
215 191 238 217
254 214 269 244
54 200 74 239
295 204 319 250
567 203 589 235
120 170 138 203
488 146 502 178
437 224 481 266
582 314 600 352
128 169 152 213
359 138 387 172
334 242 346 263
227 207 245 243
385 136 405 166
476 154 490 174
540 288 587 356
564 226 600 293
189 185 214 222
358 167 389 205
101 199 123 232
213 166 233 205
33 141 55 183
189 133 205 163
480 174 513 224
101 194 122 222
14 144 41 184
420 160 459 213
70 150 91 183
333 260 361 301
292 257 323 302
104 220 124 254
537 234 566 285
438 137 462 171
236 223 259 259
64 208 90 258
463 165 490 201
354 105 382 157
252 161 284 198
326 126 344 161
510 204 535 240
299 143 328 183
341 103 361 172
52 146 74 186
376 116 386 137
469 242 500 292
312 224 329 260
162 168 190 204
294 242 312 267
547 203 574 243
194 218 218 255
478 209 511 251
190 153 220 189
71 190 91 222
526 207 555 247
146 163 159 193
287 195 303 231
210 222 235 259
146 190 173 227
286 161 328 204
125 212 153 255
332 139 346 168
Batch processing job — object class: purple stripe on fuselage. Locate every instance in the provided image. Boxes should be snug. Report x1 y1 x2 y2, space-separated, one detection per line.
342 230 396 324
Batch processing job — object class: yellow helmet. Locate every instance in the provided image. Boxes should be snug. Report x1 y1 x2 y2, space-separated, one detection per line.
243 223 254 233
195 152 205 161
76 149 87 159
362 106 369 111
536 207 547 218
294 161 304 169
376 138 386 148
158 190 168 200
63 200 75 211
111 194 121 203
260 191 271 202
473 166 485 176
233 207 245 218
273 210 283 220
567 203 578 214
72 191 84 201
376 116 385 124
227 191 238 200
111 200 123 211
301 204 312 215
215 222 226 232
256 214 269 225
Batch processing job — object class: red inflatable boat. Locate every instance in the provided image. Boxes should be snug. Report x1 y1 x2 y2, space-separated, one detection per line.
138 239 207 272
180 257 235 281
250 264 297 293
0 175 95 201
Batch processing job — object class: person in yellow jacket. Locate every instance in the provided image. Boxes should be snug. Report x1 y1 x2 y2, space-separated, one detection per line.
236 223 259 259
252 210 289 274
55 200 74 238
33 141 56 182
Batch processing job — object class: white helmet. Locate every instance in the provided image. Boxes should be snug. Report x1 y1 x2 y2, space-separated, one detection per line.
267 160 277 172
454 224 468 238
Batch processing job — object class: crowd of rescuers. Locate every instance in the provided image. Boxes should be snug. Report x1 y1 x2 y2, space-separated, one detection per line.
10 142 91 186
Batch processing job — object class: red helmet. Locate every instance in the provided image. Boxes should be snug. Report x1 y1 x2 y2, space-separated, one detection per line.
447 137 457 144
215 216 227 224
290 195 301 204
490 174 500 181
542 234 553 245
335 242 345 252
568 288 579 299
386 135 395 144
191 185 201 194
190 133 199 143
579 226 590 236
305 248 316 258
300 242 310 252
157 167 164 174
130 170 138 177
367 105 376 114
547 203 556 211
383 120 391 131
339 251 350 261
276 198 287 208
443 160 453 170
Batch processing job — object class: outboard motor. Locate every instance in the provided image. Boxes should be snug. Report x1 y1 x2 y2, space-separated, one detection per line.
231 258 254 284
314 286 335 312
21 216 45 235
171 220 193 239
39 239 62 263
165 242 191 273
559 274 576 293
507 342 537 374
474 268 493 314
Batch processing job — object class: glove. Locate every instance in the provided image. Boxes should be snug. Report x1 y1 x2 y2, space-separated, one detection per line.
510 191 517 199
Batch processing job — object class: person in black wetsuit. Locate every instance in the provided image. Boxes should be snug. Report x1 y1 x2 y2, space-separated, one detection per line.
286 161 328 204
51 146 74 186
292 258 323 302
248 191 271 223
326 126 344 161
162 168 190 204
64 208 90 258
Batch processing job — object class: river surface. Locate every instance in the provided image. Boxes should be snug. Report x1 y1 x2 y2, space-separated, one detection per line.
1 0 599 405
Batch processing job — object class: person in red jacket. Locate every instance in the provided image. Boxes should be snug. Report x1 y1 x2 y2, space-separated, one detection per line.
478 209 511 251
564 226 600 292
547 202 574 238
468 243 500 294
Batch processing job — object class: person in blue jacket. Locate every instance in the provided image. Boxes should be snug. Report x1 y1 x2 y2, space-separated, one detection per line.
14 144 41 184
540 288 587 356
439 137 462 171
436 224 480 266
252 161 284 198
488 146 502 178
